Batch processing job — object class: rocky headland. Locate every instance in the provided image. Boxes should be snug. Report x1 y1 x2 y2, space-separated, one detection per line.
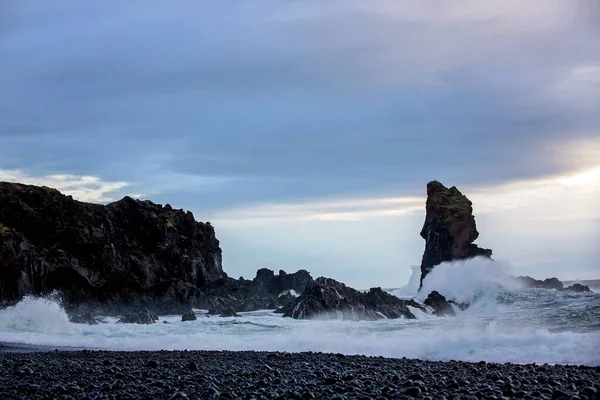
0 182 313 319
0 180 592 324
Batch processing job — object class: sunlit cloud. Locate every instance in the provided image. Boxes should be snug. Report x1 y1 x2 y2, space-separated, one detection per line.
0 169 128 203
217 156 600 224
216 196 424 223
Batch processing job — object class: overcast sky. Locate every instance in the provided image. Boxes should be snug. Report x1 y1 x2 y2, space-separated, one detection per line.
1 1 599 287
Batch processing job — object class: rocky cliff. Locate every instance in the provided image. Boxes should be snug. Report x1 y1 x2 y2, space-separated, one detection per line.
419 181 492 289
0 182 226 312
0 182 314 315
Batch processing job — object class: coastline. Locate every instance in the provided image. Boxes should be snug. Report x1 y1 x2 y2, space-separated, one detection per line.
1 350 598 399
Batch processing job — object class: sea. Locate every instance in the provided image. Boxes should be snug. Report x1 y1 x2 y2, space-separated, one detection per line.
1 258 599 365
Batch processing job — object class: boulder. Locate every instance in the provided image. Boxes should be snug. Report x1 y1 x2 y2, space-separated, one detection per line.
216 308 240 318
419 181 492 289
282 277 424 321
423 291 455 317
117 308 159 324
181 311 197 321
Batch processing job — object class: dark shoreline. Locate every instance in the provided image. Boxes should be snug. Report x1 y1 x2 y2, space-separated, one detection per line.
0 350 598 399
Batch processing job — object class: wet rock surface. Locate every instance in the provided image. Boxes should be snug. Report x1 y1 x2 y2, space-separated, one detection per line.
423 291 455 317
282 277 424 320
0 350 598 399
181 312 197 322
565 283 592 293
419 181 492 288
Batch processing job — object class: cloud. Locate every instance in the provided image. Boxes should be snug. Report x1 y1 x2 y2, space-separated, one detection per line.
0 169 128 203
1 1 598 284
215 136 600 223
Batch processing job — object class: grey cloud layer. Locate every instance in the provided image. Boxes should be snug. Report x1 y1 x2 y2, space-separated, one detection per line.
1 1 598 212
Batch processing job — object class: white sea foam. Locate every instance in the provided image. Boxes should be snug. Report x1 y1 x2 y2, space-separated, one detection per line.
416 257 523 304
0 290 598 365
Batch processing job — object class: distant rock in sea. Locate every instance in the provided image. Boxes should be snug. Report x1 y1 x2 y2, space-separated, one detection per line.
282 277 425 321
418 181 492 289
516 276 593 293
565 283 592 293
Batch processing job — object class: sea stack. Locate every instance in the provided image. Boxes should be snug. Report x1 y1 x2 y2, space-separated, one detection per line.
419 181 492 289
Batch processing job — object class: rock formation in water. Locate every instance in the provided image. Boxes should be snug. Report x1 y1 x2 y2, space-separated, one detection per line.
423 291 456 317
281 277 424 321
516 276 592 293
0 182 314 315
181 311 197 321
565 283 592 293
419 181 492 289
197 268 313 315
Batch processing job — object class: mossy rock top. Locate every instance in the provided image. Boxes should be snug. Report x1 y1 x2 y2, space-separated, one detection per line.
426 180 472 215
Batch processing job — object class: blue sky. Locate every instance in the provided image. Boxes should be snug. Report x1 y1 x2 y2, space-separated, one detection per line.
1 1 599 287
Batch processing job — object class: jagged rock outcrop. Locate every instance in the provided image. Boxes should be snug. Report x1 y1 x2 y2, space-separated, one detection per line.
423 291 455 317
419 181 492 289
516 276 563 290
197 269 313 314
516 276 593 293
565 283 592 293
281 277 424 321
0 182 225 313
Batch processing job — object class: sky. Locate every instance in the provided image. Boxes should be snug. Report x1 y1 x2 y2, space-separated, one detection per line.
1 1 599 288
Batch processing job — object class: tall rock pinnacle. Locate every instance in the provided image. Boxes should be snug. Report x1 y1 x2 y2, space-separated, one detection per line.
418 181 492 289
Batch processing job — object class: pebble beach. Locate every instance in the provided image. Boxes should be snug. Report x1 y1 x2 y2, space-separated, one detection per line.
1 349 598 400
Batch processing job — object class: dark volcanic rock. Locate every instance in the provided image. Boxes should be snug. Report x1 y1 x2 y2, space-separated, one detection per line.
282 277 424 320
197 269 313 314
0 182 315 315
516 277 593 293
565 283 592 293
419 181 492 289
0 182 225 313
216 307 240 318
117 308 158 324
181 311 197 321
424 291 455 317
516 276 565 290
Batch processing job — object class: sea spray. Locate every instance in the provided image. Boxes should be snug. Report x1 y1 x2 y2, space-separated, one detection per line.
0 268 599 365
416 257 522 304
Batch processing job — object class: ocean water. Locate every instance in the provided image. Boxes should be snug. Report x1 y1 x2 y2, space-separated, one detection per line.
1 259 599 365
